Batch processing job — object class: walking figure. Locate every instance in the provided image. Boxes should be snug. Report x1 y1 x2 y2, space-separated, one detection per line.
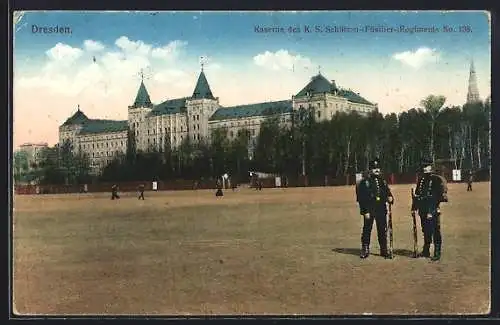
111 184 120 200
356 158 394 259
215 178 224 197
138 184 145 200
412 158 448 261
467 171 473 191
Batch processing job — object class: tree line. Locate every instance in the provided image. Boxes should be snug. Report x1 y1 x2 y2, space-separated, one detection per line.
15 95 490 185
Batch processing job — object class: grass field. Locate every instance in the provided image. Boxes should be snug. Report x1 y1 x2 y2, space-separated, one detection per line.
12 182 491 315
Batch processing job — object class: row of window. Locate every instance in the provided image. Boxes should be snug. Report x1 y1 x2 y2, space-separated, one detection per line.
80 141 124 150
228 129 257 138
91 151 118 158
298 103 373 114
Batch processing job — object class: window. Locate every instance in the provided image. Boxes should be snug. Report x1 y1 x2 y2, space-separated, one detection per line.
229 131 233 137
165 127 167 133
317 111 321 118
252 129 256 136
197 134 200 140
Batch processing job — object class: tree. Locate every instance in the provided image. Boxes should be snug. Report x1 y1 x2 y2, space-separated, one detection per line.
13 150 29 183
420 95 446 164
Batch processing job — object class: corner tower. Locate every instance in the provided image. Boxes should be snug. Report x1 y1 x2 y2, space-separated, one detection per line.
185 65 220 142
128 74 154 151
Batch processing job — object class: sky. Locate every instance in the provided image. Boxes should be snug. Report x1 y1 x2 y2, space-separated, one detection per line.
13 11 491 148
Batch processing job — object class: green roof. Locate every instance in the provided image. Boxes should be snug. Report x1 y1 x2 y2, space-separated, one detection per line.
131 81 153 108
295 73 374 105
61 109 89 126
295 74 337 97
191 70 215 100
148 97 188 117
337 89 374 105
209 100 292 121
79 120 128 135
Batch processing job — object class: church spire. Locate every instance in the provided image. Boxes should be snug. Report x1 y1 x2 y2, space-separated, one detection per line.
191 67 215 100
466 59 481 104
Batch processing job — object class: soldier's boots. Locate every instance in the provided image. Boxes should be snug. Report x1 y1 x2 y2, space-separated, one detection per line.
360 245 370 259
381 248 393 259
431 246 441 261
419 244 431 258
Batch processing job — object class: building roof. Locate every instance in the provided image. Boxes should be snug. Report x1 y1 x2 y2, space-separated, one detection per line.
79 120 128 135
191 70 215 100
209 100 292 121
337 89 374 105
295 73 374 105
131 81 153 108
61 109 89 126
148 97 188 117
20 142 48 147
295 74 337 97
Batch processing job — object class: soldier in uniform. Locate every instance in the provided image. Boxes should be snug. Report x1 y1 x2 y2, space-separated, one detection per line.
111 184 120 200
466 171 473 191
356 158 395 259
138 184 145 200
412 158 448 261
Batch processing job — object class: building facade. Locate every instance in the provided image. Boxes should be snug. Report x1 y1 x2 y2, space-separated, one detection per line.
59 69 377 174
17 142 49 170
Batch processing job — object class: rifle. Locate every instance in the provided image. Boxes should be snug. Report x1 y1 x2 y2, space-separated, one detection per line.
411 188 418 258
387 202 394 259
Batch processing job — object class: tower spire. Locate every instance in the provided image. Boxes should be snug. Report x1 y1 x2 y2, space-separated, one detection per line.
466 58 481 104
192 68 215 100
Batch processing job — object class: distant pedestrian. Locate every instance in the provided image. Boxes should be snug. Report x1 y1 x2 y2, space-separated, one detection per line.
467 171 473 191
215 178 224 197
111 184 120 200
138 184 145 200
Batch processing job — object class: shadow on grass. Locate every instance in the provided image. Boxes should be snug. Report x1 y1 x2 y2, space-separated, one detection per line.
393 248 418 258
332 247 417 258
331 248 361 256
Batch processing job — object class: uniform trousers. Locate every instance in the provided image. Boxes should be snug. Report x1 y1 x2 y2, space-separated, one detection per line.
419 209 442 248
361 205 388 249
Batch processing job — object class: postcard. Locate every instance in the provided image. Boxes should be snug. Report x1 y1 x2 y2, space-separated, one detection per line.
12 10 491 316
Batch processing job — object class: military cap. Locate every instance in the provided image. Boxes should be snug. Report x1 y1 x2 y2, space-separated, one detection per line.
369 158 381 170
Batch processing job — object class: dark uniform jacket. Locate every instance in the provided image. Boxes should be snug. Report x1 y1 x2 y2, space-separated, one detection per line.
413 173 448 212
356 174 393 215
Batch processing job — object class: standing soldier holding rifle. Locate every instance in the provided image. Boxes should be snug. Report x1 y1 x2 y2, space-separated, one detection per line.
356 158 395 259
412 158 448 261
